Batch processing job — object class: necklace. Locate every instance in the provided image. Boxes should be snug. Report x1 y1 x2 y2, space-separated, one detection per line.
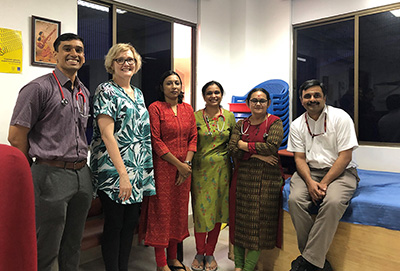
203 108 225 135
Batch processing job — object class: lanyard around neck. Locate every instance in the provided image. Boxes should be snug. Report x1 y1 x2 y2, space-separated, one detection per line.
305 113 326 138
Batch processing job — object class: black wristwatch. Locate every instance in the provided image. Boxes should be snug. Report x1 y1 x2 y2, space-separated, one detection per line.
184 160 192 167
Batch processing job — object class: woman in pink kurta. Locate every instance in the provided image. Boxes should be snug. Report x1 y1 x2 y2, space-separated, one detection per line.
139 71 197 271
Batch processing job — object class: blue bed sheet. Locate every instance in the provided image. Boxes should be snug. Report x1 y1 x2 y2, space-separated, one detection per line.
282 169 400 231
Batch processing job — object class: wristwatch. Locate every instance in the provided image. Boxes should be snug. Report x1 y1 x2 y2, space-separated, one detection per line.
184 160 192 167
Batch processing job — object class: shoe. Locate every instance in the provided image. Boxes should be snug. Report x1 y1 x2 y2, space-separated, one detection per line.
290 255 305 270
204 255 218 271
322 260 333 271
191 254 204 271
168 259 190 271
290 256 321 271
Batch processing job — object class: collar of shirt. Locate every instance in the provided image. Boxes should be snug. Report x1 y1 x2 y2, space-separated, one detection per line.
306 105 328 136
54 67 81 91
306 104 327 122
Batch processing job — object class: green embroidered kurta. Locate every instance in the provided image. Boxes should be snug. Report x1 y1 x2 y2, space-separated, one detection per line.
191 108 236 232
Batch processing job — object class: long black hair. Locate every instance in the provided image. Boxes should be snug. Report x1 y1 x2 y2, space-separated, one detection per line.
158 70 183 104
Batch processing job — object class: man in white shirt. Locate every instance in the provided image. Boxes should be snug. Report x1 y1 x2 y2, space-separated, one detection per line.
287 79 359 271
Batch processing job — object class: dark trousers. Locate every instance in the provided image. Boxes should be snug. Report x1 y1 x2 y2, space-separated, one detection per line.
98 190 141 271
32 163 93 271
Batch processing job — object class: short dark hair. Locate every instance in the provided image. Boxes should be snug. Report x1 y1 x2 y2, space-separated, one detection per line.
158 70 183 104
201 81 224 97
299 79 327 99
246 87 271 103
53 33 84 52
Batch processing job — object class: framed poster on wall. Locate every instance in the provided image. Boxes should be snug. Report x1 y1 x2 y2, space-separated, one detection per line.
31 15 60 67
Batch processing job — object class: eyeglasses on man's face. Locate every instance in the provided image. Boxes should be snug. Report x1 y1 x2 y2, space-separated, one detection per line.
114 57 136 65
250 98 268 104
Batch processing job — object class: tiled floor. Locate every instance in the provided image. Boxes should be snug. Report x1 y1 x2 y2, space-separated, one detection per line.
79 225 235 271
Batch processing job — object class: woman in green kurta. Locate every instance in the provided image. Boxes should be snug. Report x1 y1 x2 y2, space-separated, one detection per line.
191 81 236 271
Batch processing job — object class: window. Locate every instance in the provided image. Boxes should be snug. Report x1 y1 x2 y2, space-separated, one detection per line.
294 5 400 145
78 0 111 92
295 19 354 118
359 11 400 143
116 9 172 107
78 0 112 143
77 0 196 108
173 23 193 104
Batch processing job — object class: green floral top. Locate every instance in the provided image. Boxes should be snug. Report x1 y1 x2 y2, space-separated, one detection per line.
191 108 236 232
90 80 155 204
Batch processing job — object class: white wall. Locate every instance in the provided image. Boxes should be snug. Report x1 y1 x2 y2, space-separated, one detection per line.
197 0 400 173
196 0 292 110
0 0 197 145
1 0 399 172
0 0 79 144
292 0 400 24
118 0 197 23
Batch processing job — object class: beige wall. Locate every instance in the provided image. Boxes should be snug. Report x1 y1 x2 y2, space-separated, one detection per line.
1 0 399 172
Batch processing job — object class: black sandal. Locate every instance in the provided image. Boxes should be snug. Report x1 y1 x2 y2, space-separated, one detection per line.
168 259 189 271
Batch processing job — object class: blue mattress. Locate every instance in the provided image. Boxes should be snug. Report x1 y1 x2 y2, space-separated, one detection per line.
282 169 400 231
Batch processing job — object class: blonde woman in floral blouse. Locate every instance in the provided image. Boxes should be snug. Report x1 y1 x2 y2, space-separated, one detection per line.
90 43 155 271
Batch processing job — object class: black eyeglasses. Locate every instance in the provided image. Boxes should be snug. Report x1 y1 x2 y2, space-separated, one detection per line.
250 98 268 104
114 58 136 65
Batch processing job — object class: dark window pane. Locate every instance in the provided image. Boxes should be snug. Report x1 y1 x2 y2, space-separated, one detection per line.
78 1 112 92
296 20 354 119
117 10 171 107
78 1 112 143
359 11 400 143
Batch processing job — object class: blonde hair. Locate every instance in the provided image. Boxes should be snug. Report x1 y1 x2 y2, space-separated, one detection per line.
104 43 142 74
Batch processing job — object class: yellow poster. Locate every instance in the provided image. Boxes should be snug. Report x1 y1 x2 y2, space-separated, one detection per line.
0 28 23 73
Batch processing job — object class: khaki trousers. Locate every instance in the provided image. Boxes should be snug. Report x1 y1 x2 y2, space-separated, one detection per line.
288 168 358 268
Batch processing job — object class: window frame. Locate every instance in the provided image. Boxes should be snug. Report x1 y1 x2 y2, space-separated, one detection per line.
78 0 197 106
292 2 400 147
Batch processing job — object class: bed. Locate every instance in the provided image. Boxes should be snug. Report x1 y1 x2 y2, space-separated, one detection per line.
257 169 400 271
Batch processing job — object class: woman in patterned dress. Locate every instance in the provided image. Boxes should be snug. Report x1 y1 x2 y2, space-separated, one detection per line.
228 88 284 271
191 81 236 271
90 43 156 271
139 71 197 271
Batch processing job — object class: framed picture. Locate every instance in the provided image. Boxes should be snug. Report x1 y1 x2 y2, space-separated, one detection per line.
31 16 61 67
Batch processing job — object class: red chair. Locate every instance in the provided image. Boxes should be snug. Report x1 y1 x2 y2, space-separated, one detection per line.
0 144 37 271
